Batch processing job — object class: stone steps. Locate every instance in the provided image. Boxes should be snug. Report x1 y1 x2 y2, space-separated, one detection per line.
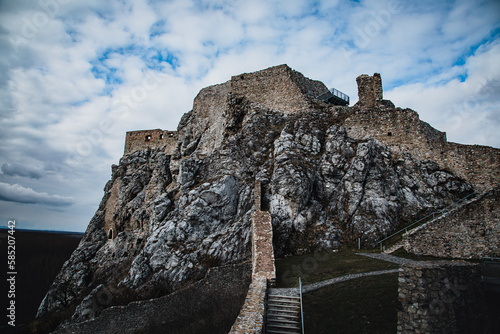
383 243 404 254
266 294 302 334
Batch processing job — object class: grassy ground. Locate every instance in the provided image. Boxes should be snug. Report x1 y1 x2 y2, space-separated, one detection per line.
276 248 399 333
303 273 399 334
275 247 398 288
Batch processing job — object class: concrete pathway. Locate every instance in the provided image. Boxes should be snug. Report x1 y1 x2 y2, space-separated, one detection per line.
356 252 415 265
269 253 413 296
269 269 399 296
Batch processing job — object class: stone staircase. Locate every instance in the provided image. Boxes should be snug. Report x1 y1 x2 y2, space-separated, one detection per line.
383 243 404 254
266 293 302 333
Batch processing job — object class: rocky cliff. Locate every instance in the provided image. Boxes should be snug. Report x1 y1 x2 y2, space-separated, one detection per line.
36 65 499 331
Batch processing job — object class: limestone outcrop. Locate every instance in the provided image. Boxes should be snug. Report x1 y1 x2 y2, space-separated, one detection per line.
37 65 499 331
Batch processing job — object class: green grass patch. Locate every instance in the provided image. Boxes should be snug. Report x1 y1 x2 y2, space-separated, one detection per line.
303 273 399 334
275 248 398 288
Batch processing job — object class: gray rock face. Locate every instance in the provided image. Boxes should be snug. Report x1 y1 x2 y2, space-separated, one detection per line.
37 66 475 329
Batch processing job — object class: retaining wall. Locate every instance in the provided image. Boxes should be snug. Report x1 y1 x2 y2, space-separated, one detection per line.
397 261 487 334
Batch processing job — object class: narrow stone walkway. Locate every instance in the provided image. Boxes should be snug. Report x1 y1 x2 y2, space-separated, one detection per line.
269 269 399 296
356 252 415 265
269 253 413 296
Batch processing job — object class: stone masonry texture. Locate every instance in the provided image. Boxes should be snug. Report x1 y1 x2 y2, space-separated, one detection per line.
124 129 178 155
397 261 487 334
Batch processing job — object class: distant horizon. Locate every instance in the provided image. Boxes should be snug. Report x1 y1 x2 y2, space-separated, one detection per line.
0 226 84 234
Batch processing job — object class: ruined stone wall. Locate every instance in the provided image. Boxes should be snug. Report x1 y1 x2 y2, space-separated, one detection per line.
124 129 178 155
345 107 447 157
397 261 487 334
348 72 500 190
229 182 276 333
403 187 500 259
179 81 232 155
289 67 330 98
442 142 500 190
230 64 328 113
103 179 121 240
344 107 500 189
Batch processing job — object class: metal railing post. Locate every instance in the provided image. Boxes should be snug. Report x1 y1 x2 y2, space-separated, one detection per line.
299 277 305 334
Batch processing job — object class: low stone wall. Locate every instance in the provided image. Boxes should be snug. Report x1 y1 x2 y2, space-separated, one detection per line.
397 261 487 334
54 263 251 334
403 187 500 259
229 274 267 334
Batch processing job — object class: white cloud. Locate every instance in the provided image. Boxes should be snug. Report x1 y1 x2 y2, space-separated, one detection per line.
386 39 500 147
0 0 499 231
0 182 74 206
1 163 44 179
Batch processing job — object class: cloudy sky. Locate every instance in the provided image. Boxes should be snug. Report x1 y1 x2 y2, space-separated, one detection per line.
0 0 499 232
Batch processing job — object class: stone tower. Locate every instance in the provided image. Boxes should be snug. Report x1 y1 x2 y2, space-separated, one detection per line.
356 73 384 108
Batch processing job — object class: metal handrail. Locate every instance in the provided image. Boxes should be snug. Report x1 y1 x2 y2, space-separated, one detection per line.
331 88 350 104
316 88 350 105
299 277 305 334
378 187 486 251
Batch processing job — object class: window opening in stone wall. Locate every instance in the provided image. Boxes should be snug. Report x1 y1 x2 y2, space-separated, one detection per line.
108 229 113 240
261 182 270 211
159 134 164 139
145 135 151 142
388 132 392 136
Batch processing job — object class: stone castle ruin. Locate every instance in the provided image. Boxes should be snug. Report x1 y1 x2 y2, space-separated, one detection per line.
124 65 499 190
118 64 499 258
39 65 499 333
